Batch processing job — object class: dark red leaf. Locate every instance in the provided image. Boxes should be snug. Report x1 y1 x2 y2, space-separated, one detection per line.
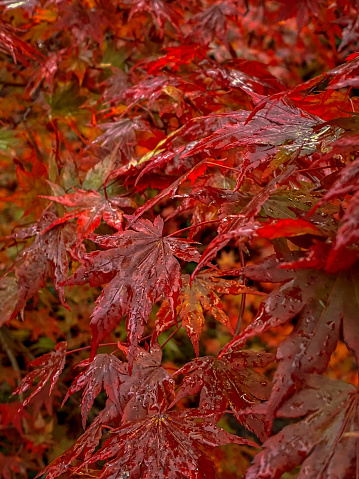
11 342 67 409
172 349 274 442
246 376 359 479
62 353 127 429
156 270 264 355
81 409 257 479
62 217 200 364
9 212 80 318
42 189 134 242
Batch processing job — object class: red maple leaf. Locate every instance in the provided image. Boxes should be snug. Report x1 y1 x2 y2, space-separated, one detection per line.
118 345 175 422
128 0 183 38
222 254 359 429
41 189 134 243
187 1 239 46
0 20 43 65
156 269 264 355
246 375 359 479
0 453 27 479
11 342 67 409
62 217 200 363
62 353 127 429
172 348 274 442
80 409 257 479
8 211 80 318
4 156 49 218
63 346 174 428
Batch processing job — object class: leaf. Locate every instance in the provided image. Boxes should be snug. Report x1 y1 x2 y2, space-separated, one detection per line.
181 103 327 169
62 217 200 364
223 255 359 428
128 0 182 38
187 2 238 45
191 166 296 279
172 349 274 442
0 20 42 65
221 254 322 348
309 156 359 214
156 270 264 355
41 189 134 242
262 190 312 219
326 52 359 90
4 156 49 218
93 117 150 162
62 353 127 429
81 409 257 479
9 211 79 318
257 218 322 239
275 0 325 32
245 375 359 479
63 346 174 427
120 345 175 421
11 341 67 409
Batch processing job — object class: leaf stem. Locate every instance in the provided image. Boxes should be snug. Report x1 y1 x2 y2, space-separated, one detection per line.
235 248 247 336
167 220 219 237
206 162 239 173
160 322 182 349
65 342 125 356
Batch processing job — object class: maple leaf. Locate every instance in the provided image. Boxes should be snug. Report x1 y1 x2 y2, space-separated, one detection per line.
11 341 67 409
156 270 264 355
3 156 49 218
128 0 182 38
181 103 329 171
326 51 359 90
262 189 312 219
0 0 38 13
41 189 134 242
62 353 127 429
94 117 145 161
0 20 42 65
187 2 238 46
328 189 359 263
146 44 207 75
172 349 274 442
190 166 296 278
63 346 174 428
246 375 359 479
275 0 325 32
8 211 80 318
80 409 257 479
0 401 30 434
310 156 359 213
26 51 61 97
256 218 323 239
56 1 108 46
119 345 175 422
222 254 359 428
62 216 200 363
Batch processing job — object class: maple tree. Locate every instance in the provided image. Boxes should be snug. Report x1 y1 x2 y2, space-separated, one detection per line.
1 0 359 477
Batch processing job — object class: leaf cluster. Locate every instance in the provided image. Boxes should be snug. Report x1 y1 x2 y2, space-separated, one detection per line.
0 0 359 478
